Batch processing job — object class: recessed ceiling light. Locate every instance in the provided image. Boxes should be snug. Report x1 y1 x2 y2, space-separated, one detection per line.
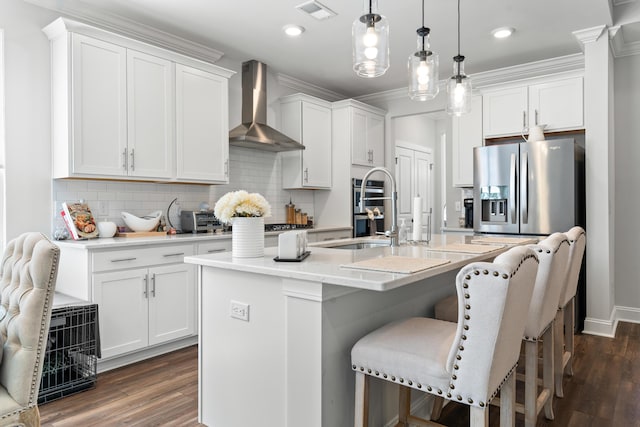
492 27 515 39
283 25 305 37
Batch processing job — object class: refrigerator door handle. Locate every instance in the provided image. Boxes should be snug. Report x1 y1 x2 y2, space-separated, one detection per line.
522 151 528 224
510 153 517 224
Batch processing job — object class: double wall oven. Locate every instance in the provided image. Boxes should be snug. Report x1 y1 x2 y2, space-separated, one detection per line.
352 178 385 237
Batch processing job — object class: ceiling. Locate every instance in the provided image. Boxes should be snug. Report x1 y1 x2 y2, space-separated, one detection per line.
25 0 639 98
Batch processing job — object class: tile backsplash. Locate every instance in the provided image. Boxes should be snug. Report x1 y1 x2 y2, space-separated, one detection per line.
52 146 315 234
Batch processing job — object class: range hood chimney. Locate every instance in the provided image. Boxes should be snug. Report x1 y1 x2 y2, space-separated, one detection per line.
229 60 305 151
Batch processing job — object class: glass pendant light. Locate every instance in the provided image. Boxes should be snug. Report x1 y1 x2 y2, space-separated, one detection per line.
408 0 438 101
352 0 389 78
446 0 472 116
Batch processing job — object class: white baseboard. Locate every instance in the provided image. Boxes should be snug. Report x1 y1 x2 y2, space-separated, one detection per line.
614 305 640 324
97 336 198 373
583 305 640 338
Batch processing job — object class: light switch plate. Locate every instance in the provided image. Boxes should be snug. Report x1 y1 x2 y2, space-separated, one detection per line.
455 201 461 212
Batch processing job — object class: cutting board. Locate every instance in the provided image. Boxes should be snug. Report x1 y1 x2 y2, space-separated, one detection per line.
341 256 450 274
116 231 167 238
470 236 539 245
428 243 504 254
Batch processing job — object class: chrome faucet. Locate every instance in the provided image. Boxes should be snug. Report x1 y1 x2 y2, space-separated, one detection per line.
360 167 399 247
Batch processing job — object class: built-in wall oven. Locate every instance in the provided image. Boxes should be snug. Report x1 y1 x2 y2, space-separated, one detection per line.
352 178 385 237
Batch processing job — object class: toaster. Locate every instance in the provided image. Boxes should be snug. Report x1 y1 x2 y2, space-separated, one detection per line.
180 210 222 233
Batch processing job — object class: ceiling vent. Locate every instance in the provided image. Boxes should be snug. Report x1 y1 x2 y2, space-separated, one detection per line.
295 1 337 20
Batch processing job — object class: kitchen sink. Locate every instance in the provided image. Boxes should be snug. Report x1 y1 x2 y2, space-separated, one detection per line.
326 240 390 250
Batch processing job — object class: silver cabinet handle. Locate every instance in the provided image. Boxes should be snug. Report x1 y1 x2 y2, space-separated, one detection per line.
143 274 148 298
162 252 185 257
122 148 127 170
534 109 539 126
151 273 156 297
130 148 135 171
207 248 226 253
521 151 529 224
111 257 137 263
304 167 309 183
224 159 229 177
509 153 517 224
522 111 527 130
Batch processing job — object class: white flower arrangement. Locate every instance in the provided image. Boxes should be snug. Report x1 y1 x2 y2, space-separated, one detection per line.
213 190 272 224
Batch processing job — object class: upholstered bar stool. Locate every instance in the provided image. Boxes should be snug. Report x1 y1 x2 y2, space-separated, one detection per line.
553 226 586 398
0 233 60 426
432 233 570 427
351 246 539 427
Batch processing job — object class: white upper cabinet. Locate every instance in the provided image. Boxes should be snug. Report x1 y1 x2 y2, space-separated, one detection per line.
452 95 483 187
351 106 385 167
280 94 332 189
44 17 234 183
176 64 229 184
127 50 174 179
482 75 583 138
332 100 386 168
69 34 128 177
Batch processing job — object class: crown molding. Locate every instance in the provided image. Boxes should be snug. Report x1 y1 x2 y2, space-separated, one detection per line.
276 73 346 102
24 0 224 64
357 53 585 104
573 25 608 48
609 25 640 57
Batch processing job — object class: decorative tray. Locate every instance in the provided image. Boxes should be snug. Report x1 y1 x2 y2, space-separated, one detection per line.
273 251 311 262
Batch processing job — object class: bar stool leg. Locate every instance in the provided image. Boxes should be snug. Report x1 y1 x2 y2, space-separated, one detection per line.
500 370 516 427
524 340 537 427
354 372 369 427
554 308 565 398
542 325 555 420
398 385 410 426
470 406 489 427
564 298 575 376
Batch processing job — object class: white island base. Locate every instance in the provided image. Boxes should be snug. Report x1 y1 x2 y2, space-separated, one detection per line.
188 236 510 427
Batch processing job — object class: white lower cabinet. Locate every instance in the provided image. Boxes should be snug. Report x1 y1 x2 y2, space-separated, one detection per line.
92 244 195 359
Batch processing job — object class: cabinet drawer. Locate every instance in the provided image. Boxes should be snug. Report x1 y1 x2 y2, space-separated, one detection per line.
196 240 231 255
93 244 195 272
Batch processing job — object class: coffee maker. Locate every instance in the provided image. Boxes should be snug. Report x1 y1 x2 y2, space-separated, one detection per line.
464 198 474 228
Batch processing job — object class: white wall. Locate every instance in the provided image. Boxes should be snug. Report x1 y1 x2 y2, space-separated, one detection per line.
614 53 640 316
1 0 58 241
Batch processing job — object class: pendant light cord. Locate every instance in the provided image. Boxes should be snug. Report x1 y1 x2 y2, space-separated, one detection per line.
421 0 425 52
457 0 461 76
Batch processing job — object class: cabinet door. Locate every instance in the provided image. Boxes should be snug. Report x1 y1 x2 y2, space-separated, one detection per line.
148 263 196 345
176 64 229 183
71 34 127 176
350 109 370 166
529 77 583 131
482 86 528 138
127 50 174 179
367 113 385 167
452 95 483 187
301 101 332 188
93 268 149 359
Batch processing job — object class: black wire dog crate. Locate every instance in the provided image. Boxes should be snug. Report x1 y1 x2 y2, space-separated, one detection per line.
39 293 100 404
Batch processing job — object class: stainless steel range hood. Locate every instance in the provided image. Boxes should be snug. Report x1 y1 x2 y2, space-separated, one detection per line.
229 60 305 151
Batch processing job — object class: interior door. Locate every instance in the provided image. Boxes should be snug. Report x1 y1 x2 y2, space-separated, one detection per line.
395 145 433 234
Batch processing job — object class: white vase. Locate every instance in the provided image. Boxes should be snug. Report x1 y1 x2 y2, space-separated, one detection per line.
232 217 265 258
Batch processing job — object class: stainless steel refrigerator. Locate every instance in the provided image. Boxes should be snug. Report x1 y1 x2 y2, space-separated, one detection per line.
473 138 584 235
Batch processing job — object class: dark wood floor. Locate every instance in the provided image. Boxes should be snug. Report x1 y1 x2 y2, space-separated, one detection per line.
40 322 640 427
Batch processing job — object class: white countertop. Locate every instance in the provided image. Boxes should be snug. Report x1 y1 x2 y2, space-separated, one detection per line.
52 226 351 249
184 234 511 292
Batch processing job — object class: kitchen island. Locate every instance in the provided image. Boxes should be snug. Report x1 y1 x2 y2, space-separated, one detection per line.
184 234 521 427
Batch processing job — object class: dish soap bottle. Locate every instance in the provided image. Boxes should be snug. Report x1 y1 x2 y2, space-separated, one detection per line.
398 218 408 245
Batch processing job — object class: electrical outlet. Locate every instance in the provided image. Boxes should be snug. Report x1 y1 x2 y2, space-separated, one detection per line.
455 201 461 212
230 300 250 321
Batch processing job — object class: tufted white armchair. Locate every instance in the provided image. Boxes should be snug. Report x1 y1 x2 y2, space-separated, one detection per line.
0 233 60 427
